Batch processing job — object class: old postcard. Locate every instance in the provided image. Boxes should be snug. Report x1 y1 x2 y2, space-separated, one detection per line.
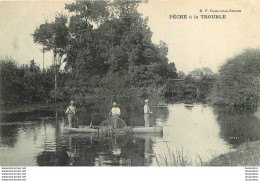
0 0 259 180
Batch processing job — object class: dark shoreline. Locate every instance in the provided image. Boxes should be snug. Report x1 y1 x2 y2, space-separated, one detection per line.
0 103 64 115
206 140 260 166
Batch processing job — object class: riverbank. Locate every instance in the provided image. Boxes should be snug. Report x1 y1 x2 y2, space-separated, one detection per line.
206 140 260 166
0 102 64 115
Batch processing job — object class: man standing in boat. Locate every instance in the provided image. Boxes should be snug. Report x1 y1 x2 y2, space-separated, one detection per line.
110 102 121 129
66 100 77 128
144 99 152 127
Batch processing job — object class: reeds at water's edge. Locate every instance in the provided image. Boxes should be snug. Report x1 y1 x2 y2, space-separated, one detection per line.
155 143 193 166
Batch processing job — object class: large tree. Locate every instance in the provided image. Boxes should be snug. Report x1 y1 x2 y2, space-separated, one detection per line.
32 0 177 101
211 48 260 106
33 14 69 64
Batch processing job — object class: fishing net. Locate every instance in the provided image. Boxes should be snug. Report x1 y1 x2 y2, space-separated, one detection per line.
94 117 133 138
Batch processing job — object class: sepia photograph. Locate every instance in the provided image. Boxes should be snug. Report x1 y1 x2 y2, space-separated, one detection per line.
0 0 260 169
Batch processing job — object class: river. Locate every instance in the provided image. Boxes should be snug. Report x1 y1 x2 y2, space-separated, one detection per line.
0 103 260 166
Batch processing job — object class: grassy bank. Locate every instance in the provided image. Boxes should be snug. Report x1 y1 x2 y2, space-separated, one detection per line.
155 141 260 166
206 141 260 166
0 102 64 115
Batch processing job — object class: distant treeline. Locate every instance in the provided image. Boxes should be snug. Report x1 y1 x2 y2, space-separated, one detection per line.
1 49 260 107
166 68 215 104
0 57 215 106
0 58 63 105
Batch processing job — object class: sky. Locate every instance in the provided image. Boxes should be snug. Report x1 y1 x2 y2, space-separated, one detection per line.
1 0 260 74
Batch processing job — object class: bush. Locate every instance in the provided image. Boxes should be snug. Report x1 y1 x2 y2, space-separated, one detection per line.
210 49 260 106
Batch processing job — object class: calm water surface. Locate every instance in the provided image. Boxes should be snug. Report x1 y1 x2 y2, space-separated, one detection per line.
0 103 260 166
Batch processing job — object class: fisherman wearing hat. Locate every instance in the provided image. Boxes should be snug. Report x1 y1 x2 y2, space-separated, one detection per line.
110 102 121 117
110 102 121 129
144 99 152 127
66 100 77 128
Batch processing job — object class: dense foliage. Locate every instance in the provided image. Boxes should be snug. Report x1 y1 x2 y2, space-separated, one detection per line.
32 0 178 103
2 1 258 107
165 67 215 103
210 49 260 106
0 57 65 105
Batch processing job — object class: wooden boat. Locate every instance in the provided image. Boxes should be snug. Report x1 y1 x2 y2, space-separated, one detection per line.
184 105 194 108
157 104 168 107
62 131 163 140
63 125 163 134
131 126 163 133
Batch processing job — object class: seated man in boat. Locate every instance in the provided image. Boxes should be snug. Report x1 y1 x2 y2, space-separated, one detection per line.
66 100 77 128
144 99 152 127
110 102 121 129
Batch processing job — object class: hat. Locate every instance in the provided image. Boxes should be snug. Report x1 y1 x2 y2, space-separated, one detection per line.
70 100 75 104
113 102 117 106
145 99 149 103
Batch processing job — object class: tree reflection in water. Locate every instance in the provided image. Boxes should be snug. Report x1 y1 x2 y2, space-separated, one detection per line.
213 106 260 148
6 103 259 166
36 132 162 166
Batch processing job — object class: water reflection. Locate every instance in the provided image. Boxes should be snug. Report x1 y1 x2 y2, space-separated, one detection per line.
0 103 260 166
213 106 260 148
0 125 19 147
152 104 231 165
35 133 162 166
